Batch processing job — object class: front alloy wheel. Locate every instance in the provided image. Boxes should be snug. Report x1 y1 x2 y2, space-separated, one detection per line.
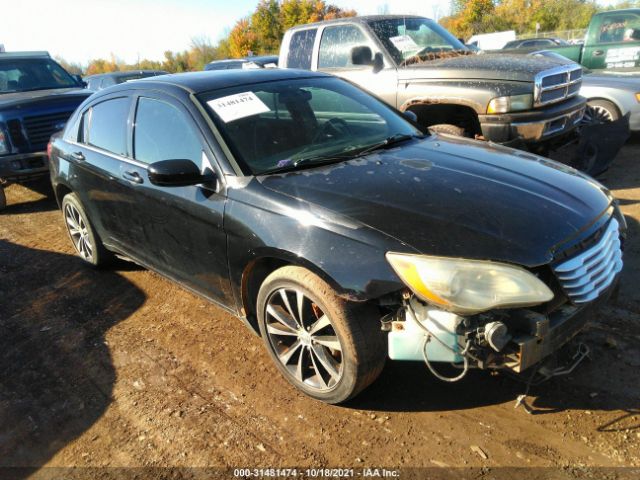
257 266 386 404
265 287 344 391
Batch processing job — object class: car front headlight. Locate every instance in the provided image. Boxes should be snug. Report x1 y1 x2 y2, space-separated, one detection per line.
386 252 554 315
487 94 533 114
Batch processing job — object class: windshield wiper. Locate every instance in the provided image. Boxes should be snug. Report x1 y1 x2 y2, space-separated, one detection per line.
351 133 420 157
263 133 422 175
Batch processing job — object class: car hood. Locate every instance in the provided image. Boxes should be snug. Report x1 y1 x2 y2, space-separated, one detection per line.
259 135 612 267
0 88 91 109
583 72 640 89
399 53 574 82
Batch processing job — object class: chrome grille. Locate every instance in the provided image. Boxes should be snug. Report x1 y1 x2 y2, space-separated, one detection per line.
22 111 73 147
534 65 583 107
554 218 623 304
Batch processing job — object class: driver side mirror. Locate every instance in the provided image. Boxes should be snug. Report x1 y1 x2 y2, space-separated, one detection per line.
351 46 384 73
148 159 211 187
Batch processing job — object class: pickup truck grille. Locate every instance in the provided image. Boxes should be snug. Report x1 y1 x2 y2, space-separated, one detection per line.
22 111 74 147
553 218 623 304
534 65 582 107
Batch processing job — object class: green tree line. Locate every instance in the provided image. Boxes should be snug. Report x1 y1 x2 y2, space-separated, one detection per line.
60 0 355 76
442 0 640 40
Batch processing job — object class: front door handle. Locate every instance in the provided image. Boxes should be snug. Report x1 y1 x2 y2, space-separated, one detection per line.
70 151 85 162
593 50 604 57
122 170 143 184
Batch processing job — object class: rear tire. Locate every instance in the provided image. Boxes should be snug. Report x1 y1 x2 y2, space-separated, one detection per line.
428 124 465 137
257 266 386 404
61 193 111 267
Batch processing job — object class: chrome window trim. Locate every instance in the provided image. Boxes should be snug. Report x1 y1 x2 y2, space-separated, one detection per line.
67 139 148 168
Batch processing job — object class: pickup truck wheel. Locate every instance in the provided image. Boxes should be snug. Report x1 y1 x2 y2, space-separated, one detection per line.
584 100 620 124
257 266 386 404
428 124 465 137
61 193 111 267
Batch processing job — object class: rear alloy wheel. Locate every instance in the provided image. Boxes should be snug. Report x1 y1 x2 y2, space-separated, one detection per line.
62 193 110 267
257 266 386 404
583 99 620 125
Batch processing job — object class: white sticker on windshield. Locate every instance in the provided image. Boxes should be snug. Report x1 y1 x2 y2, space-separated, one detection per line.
208 91 270 123
389 34 419 52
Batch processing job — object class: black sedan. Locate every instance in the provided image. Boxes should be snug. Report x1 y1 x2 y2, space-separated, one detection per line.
49 69 624 403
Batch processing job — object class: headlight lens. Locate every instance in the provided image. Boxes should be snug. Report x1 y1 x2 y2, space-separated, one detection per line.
635 92 640 103
487 94 533 114
386 252 554 314
0 127 9 155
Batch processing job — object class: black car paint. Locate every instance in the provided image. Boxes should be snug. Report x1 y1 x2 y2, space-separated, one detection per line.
49 70 616 332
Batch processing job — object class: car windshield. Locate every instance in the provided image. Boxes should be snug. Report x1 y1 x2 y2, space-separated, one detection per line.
368 17 467 65
0 58 78 93
200 77 422 175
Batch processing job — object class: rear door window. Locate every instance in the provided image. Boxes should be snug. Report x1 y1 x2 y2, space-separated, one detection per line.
287 29 317 69
85 97 130 156
133 97 202 165
318 25 370 69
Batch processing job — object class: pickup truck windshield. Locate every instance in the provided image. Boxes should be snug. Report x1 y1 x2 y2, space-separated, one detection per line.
368 17 467 65
0 58 78 93
200 77 422 175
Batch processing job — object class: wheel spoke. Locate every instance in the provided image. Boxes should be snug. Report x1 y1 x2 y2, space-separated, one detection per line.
311 344 340 382
279 289 300 328
309 315 331 335
313 335 341 351
266 304 298 332
295 346 306 382
309 348 328 389
296 290 306 329
267 323 298 337
83 236 93 255
279 339 302 364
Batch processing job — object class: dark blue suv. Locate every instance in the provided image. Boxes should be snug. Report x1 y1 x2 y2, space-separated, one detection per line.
0 51 91 209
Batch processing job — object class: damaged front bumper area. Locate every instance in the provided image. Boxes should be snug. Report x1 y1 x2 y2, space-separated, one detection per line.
387 284 617 379
385 216 624 381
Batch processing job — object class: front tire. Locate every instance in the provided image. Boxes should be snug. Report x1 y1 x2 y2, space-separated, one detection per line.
61 193 111 267
584 99 620 124
257 266 386 404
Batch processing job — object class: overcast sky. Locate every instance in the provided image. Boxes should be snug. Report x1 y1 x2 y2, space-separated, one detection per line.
0 0 621 65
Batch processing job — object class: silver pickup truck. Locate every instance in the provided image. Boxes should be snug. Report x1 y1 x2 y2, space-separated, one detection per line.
279 15 587 151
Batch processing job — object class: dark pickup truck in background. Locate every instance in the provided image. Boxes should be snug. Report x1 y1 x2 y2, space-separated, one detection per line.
278 15 586 152
503 9 640 70
0 51 91 209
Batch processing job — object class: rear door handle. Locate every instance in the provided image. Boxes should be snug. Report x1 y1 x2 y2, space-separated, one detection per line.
122 170 143 184
593 50 604 57
70 151 85 162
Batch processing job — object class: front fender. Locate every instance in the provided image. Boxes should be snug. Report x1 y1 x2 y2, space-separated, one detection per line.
225 181 413 312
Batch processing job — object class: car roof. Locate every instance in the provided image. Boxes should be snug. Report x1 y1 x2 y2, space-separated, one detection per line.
0 51 51 60
85 70 167 80
287 14 428 30
103 68 332 95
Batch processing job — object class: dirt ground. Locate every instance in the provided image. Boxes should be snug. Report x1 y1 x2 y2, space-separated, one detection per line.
1 139 639 479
